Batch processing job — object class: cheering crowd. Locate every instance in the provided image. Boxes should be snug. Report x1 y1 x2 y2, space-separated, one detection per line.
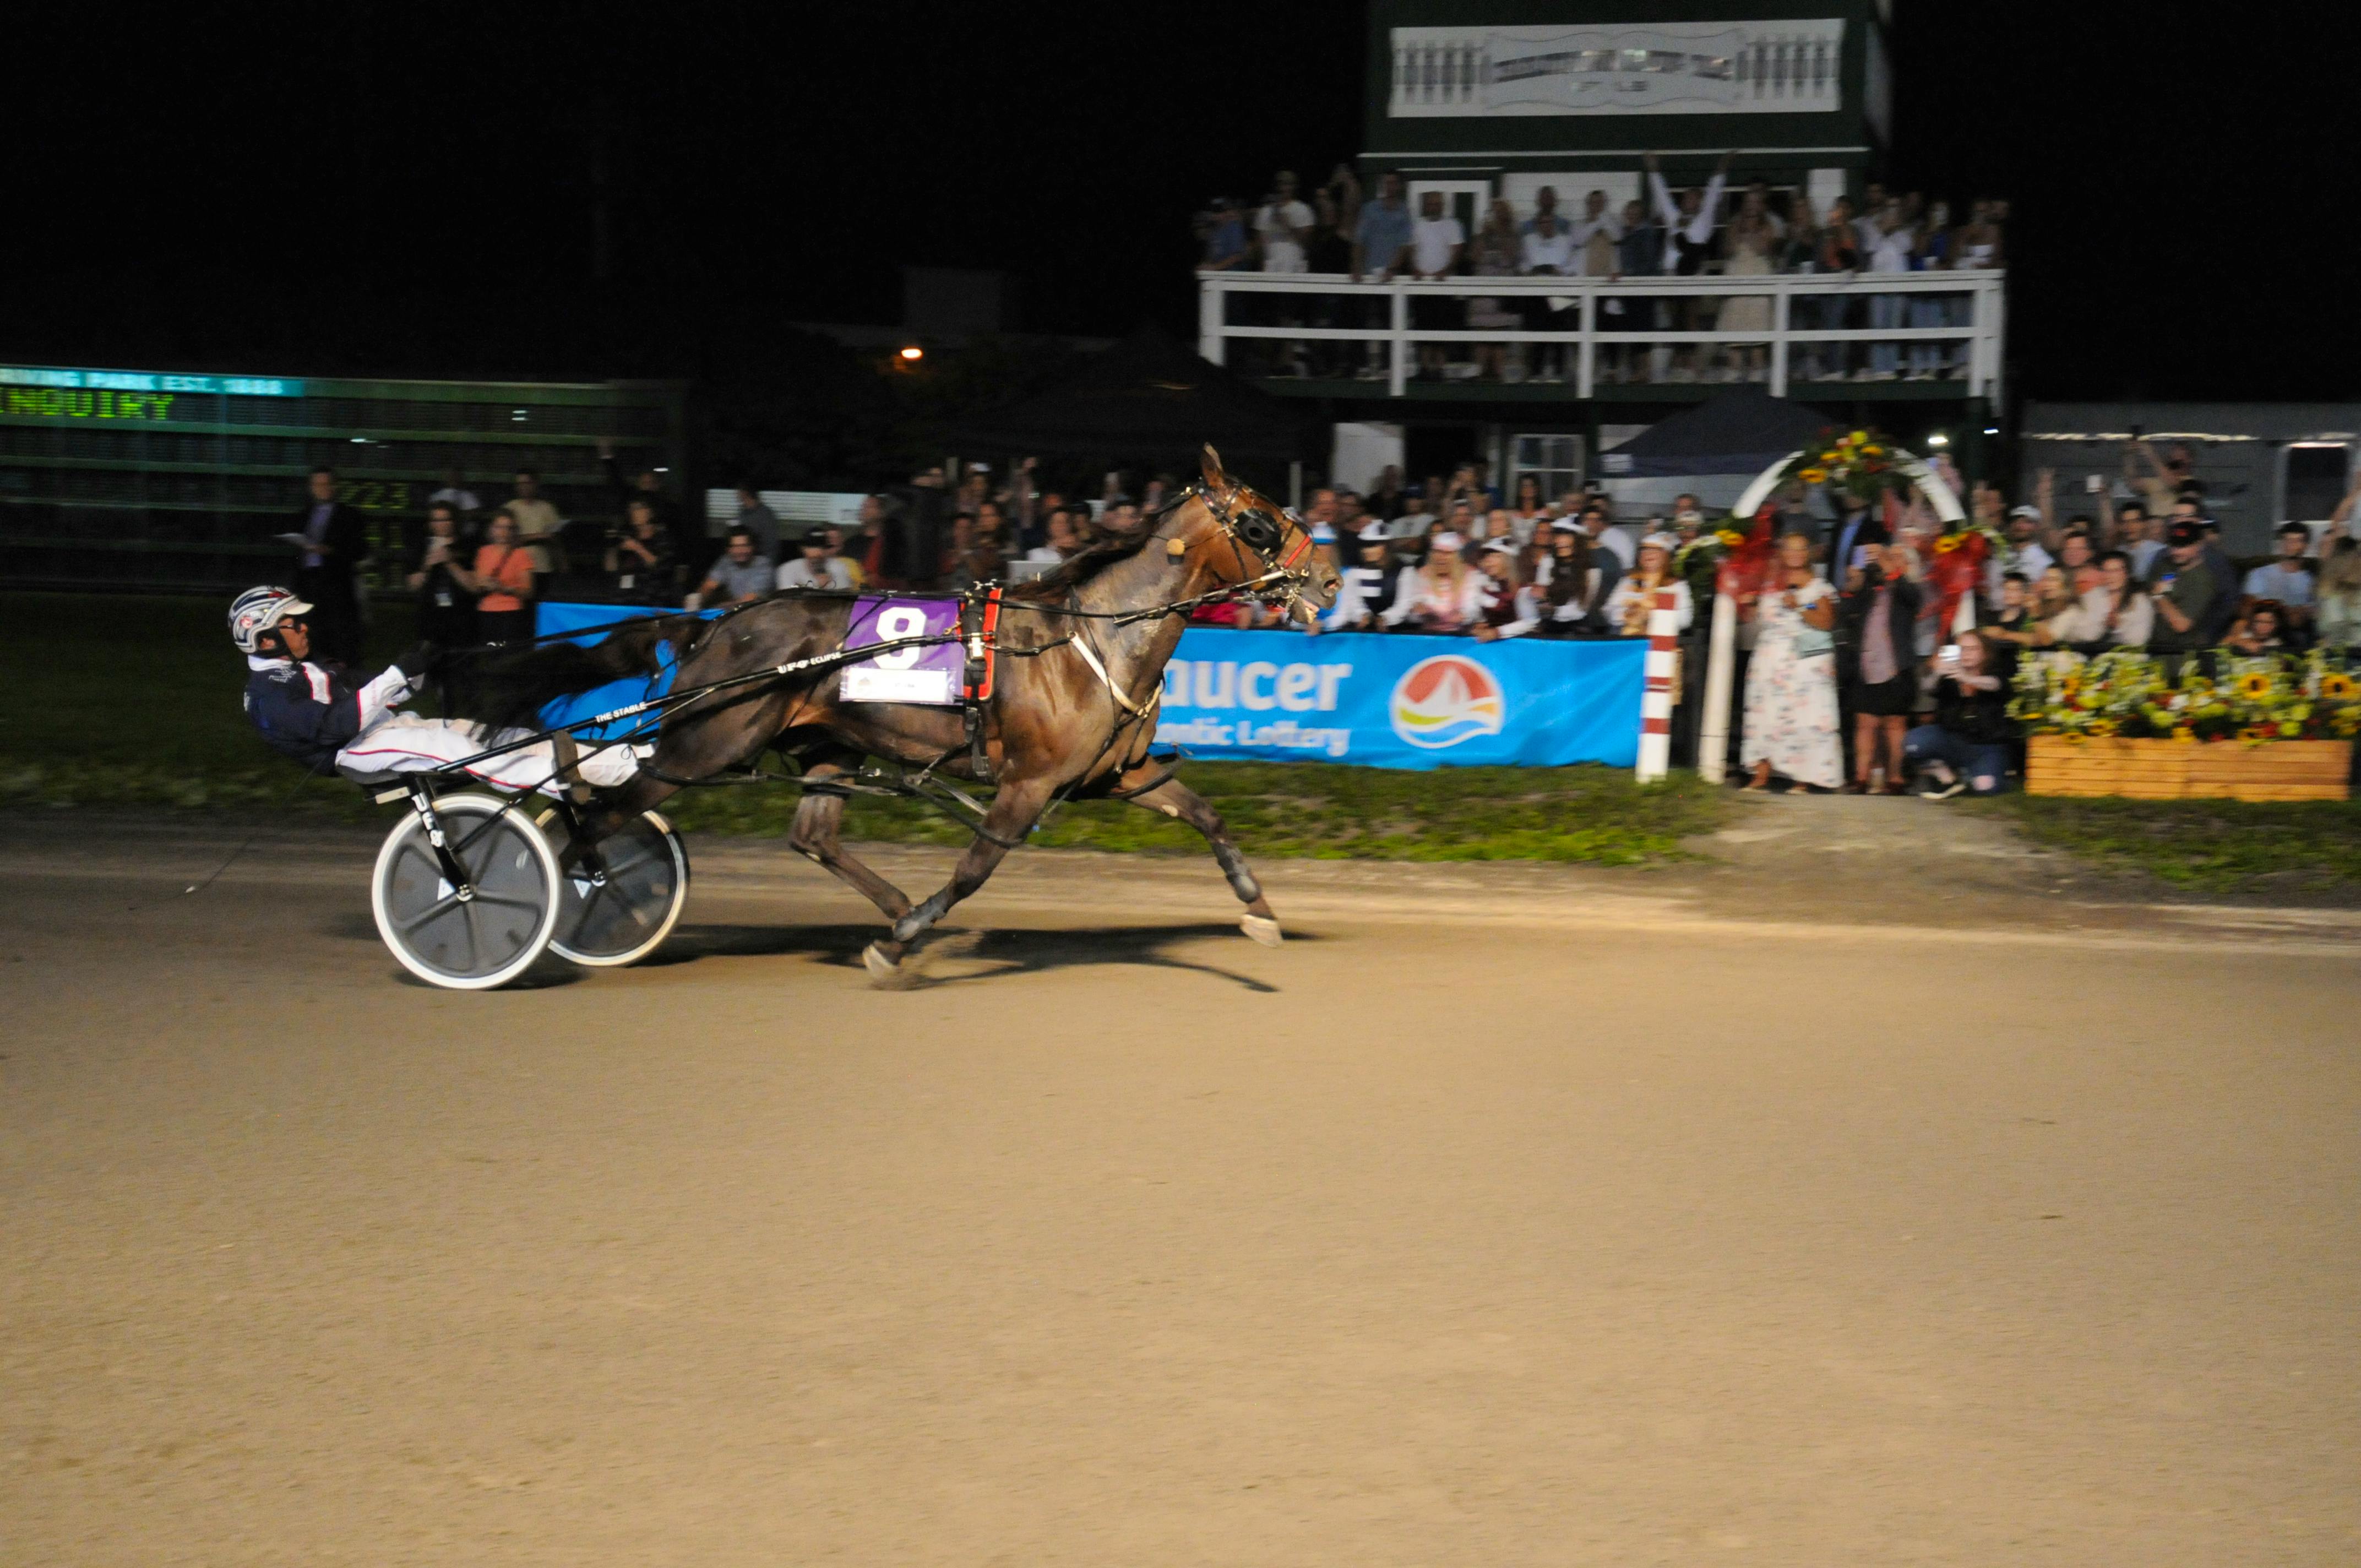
1196 163 2008 384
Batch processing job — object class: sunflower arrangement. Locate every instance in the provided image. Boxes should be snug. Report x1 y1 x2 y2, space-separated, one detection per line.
2010 648 2361 743
1780 427 1910 509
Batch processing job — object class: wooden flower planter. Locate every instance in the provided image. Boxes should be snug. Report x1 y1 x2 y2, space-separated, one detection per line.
2026 736 2352 802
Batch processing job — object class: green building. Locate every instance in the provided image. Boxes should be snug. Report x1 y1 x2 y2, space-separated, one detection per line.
0 363 685 594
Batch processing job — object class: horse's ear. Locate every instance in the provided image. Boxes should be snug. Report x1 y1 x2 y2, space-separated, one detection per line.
1199 444 1229 494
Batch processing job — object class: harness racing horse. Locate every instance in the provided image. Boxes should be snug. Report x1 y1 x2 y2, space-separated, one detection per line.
459 447 1341 978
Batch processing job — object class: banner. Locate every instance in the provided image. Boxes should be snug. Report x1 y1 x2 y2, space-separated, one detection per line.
535 608 1649 771
1388 20 1845 118
1154 630 1646 770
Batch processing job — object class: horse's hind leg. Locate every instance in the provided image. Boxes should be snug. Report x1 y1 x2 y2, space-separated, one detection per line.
869 775 1055 971
1117 772 1282 946
786 787 917 963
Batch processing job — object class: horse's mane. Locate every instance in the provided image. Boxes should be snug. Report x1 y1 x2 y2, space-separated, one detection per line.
1000 507 1172 602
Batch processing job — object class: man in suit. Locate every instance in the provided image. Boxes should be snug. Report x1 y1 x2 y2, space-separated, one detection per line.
289 466 369 665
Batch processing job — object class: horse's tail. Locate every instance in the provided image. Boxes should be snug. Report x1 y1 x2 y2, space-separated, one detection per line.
441 618 677 736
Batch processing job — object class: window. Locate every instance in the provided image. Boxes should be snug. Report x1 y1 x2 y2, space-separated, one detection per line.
1511 433 1585 508
2282 442 2352 522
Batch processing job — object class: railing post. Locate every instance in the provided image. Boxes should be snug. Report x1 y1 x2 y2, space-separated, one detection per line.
1769 280 1790 397
1696 590 1738 783
1389 281 1408 398
1199 275 1225 367
1576 286 1595 399
1982 277 2006 406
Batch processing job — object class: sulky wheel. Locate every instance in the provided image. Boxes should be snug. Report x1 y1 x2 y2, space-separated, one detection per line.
371 792 563 990
538 807 690 968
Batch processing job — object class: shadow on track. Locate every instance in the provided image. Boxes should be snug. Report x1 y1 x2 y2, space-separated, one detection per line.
654 920 1315 993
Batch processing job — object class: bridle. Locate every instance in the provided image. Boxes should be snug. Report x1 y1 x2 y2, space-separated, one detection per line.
1158 481 1323 619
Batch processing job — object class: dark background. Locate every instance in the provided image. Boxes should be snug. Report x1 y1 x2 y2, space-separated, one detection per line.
7 1 2356 401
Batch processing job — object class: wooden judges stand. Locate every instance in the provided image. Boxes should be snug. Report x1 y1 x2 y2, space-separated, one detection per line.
2027 737 2353 802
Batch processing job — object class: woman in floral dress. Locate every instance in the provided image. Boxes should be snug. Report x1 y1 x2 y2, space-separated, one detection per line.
1740 532 1843 790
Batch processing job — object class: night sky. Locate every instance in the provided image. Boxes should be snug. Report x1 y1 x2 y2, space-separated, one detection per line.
9 2 2356 402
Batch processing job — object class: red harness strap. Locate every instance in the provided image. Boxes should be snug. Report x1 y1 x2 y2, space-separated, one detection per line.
962 587 1002 701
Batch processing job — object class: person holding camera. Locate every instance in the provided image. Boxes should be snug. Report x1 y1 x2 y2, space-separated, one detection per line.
1905 629 2016 798
406 500 476 648
1839 541 1922 793
603 495 677 605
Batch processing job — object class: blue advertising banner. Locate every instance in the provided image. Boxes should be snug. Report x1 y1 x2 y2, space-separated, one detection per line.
1154 630 1647 770
533 607 1647 770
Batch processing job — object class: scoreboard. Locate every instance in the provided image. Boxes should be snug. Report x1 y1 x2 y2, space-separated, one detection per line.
0 363 685 594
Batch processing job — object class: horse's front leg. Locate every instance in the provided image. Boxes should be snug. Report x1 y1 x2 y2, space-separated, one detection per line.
864 775 1055 976
1116 770 1282 946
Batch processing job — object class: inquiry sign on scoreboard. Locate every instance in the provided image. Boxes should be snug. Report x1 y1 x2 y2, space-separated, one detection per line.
1154 630 1647 770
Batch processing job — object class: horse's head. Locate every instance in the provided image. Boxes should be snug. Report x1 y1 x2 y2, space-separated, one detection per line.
1169 444 1340 618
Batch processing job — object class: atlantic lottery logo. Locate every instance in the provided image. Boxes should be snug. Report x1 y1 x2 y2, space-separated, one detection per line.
1389 655 1505 749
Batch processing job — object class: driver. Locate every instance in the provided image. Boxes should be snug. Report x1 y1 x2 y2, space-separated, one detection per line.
231 585 638 793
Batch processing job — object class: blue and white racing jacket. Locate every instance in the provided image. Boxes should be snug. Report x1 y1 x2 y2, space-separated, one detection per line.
243 656 414 772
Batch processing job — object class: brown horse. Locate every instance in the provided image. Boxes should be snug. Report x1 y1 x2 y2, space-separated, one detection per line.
459 447 1340 977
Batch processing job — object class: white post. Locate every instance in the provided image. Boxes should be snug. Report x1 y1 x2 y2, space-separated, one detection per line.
1769 280 1790 397
1199 276 1224 366
1696 590 1738 783
1389 282 1408 398
1636 586 1680 782
1576 289 1595 399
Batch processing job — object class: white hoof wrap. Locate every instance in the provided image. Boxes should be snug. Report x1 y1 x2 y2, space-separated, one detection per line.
1241 914 1283 948
862 943 901 979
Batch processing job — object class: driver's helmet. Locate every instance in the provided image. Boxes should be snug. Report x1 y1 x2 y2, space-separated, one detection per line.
229 585 313 654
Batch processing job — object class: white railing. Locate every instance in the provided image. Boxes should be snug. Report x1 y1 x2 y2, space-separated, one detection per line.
1196 269 2006 403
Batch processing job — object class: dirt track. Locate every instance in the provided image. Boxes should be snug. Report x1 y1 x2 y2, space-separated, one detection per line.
5 808 2359 1565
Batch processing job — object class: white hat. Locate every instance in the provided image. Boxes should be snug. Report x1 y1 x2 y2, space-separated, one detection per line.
1549 518 1582 534
1639 532 1679 554
1481 538 1517 557
2010 504 2042 519
1310 522 1337 543
1430 531 1465 551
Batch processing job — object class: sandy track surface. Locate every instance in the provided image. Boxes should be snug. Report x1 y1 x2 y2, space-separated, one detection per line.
4 811 2358 1564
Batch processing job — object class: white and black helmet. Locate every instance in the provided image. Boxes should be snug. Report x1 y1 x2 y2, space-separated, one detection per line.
229 585 313 654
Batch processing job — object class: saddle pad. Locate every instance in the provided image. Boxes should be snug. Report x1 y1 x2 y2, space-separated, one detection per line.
840 596 966 705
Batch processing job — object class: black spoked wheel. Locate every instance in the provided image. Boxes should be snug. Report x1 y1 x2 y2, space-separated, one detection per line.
370 793 562 989
539 808 690 968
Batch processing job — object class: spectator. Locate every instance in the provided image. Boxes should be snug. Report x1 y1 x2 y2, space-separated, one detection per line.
1321 163 1362 237
1350 173 1414 380
1829 494 1889 583
1907 200 1955 380
1839 542 1922 792
1255 170 1312 273
1408 189 1466 381
1325 527 1410 630
2243 522 2318 629
1570 188 1621 277
1580 499 1636 571
1467 199 1522 381
1508 475 1549 539
1200 196 1251 272
1385 531 1482 633
461 509 537 644
733 484 783 558
1804 196 1860 382
1956 199 2005 271
427 466 483 524
1304 192 1354 373
2060 549 2152 652
2124 437 2198 521
1642 149 1729 382
2115 498 2164 577
1469 541 1533 640
596 438 684 558
2056 530 2101 595
1603 195 1664 384
825 525 868 589
1518 209 1576 382
2316 537 2361 650
287 465 368 665
696 527 775 608
2026 565 2082 647
1718 192 1778 384
1740 533 1842 791
1983 571 2040 646
1025 508 1082 565
406 499 475 648
2144 519 2218 661
1520 186 1565 237
1861 198 1916 382
505 469 565 587
602 496 677 605
2224 600 2291 655
1606 532 1694 636
1531 524 1609 636
1992 504 2053 596
1905 629 2016 798
777 532 856 591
